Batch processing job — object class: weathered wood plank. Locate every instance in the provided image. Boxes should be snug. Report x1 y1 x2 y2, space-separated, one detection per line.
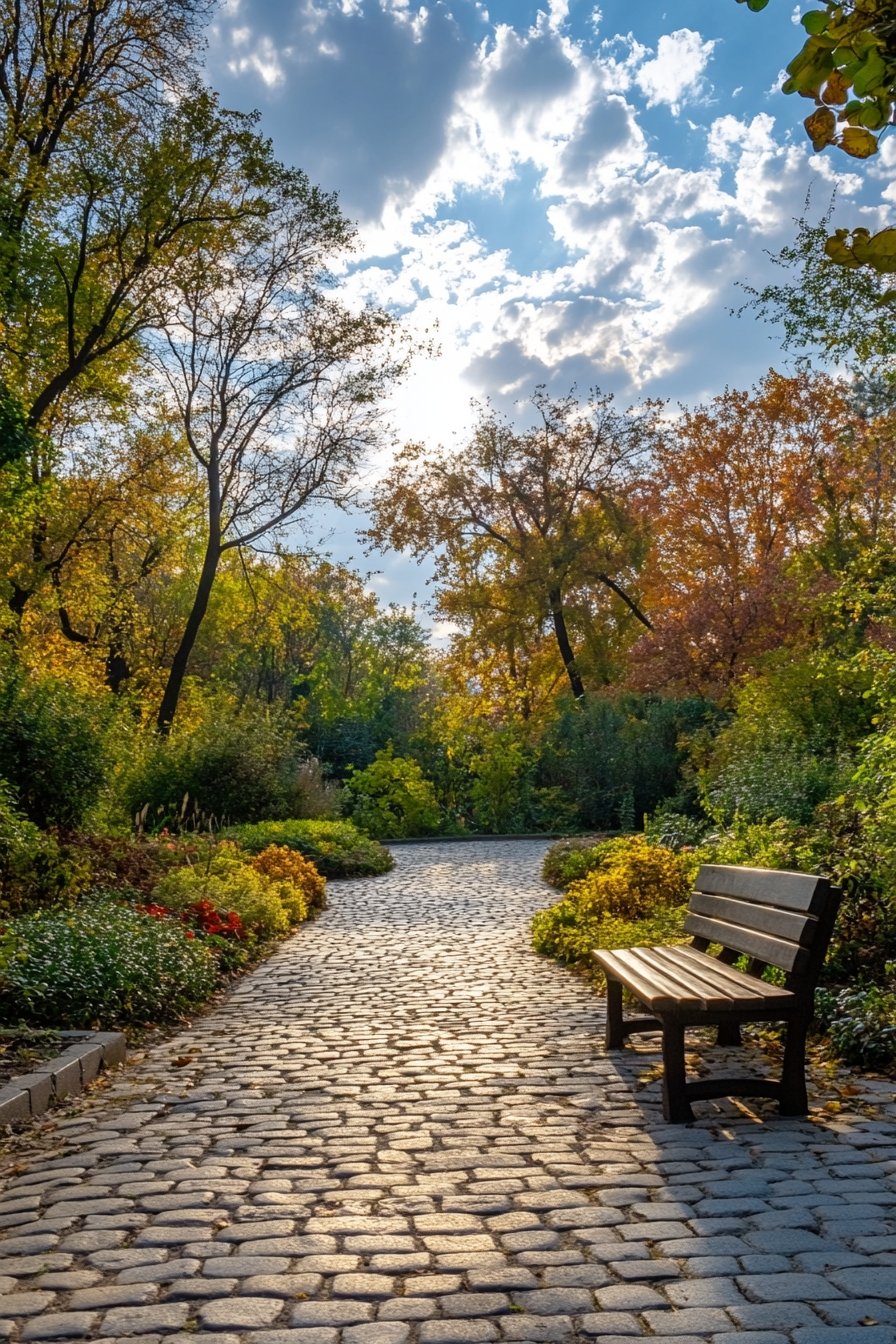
695 864 829 914
688 891 817 946
683 911 809 973
648 945 793 1004
670 944 793 1000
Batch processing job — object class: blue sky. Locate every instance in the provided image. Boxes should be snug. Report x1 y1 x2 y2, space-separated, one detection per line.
203 0 894 611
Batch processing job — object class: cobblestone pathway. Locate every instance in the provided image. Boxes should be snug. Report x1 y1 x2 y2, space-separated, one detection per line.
2 840 896 1344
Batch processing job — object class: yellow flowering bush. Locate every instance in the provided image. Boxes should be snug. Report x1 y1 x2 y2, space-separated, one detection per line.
565 836 695 920
532 835 696 974
249 845 327 924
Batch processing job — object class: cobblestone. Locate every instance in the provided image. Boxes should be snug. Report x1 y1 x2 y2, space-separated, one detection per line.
1 840 895 1344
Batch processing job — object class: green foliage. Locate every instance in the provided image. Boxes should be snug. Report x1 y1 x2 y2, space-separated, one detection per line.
0 664 111 830
541 835 618 891
533 835 693 973
0 895 218 1028
68 832 213 899
815 976 896 1070
468 732 532 834
0 779 69 912
697 818 811 871
343 746 441 839
563 837 696 920
152 844 290 938
702 744 837 826
532 900 688 973
538 695 716 832
643 804 712 851
224 818 394 877
0 385 34 468
740 1 896 166
739 212 896 370
696 656 867 826
120 697 317 830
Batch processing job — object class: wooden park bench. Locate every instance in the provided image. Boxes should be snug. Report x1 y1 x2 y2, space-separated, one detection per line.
593 864 842 1123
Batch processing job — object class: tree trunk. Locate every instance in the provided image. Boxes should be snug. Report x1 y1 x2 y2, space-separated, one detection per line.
156 537 221 734
548 586 586 701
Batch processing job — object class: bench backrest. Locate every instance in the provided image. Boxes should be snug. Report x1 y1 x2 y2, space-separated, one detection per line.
685 864 841 987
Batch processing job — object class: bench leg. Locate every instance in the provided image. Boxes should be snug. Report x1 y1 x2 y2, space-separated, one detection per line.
717 1022 742 1047
779 1014 810 1115
605 977 625 1050
661 1021 694 1123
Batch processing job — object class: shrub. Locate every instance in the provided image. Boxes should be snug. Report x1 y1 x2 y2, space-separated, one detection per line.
0 665 111 829
225 819 393 878
0 895 218 1028
541 835 615 891
537 695 718 831
696 818 811 873
0 780 72 913
68 832 213 899
564 837 694 921
643 805 712 850
152 849 290 939
695 656 869 829
532 900 688 974
118 697 318 830
250 845 327 922
343 746 441 839
468 733 532 834
701 745 838 827
815 977 896 1071
533 836 694 975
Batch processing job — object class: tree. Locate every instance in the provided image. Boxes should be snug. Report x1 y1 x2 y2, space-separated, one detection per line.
367 389 658 710
0 0 204 309
1 90 296 630
149 163 403 733
737 1 896 273
738 211 896 372
630 371 863 698
10 420 202 695
7 90 279 436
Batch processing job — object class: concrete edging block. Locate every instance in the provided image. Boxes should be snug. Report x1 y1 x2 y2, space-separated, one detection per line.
0 1088 32 1125
0 1030 127 1125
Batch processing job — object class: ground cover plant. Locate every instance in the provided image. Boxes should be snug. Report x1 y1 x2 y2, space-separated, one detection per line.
225 819 394 877
0 896 221 1028
0 833 335 1032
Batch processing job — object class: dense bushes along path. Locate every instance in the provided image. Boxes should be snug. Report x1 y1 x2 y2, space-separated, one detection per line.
1 840 895 1342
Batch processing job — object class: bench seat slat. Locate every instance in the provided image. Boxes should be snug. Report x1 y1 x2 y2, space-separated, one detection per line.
695 864 829 914
688 891 817 946
683 911 808 973
594 944 796 1014
646 945 792 1002
630 947 765 1005
595 947 702 1011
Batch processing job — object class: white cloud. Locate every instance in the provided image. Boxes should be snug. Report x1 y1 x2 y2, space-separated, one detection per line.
634 29 717 114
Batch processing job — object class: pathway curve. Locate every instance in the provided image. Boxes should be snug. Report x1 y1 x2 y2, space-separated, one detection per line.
1 840 895 1344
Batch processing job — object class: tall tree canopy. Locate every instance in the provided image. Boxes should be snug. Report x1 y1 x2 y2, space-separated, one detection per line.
367 389 659 712
630 370 892 698
151 162 404 732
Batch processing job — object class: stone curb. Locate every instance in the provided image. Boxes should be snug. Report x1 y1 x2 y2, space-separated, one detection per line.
0 1030 126 1126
